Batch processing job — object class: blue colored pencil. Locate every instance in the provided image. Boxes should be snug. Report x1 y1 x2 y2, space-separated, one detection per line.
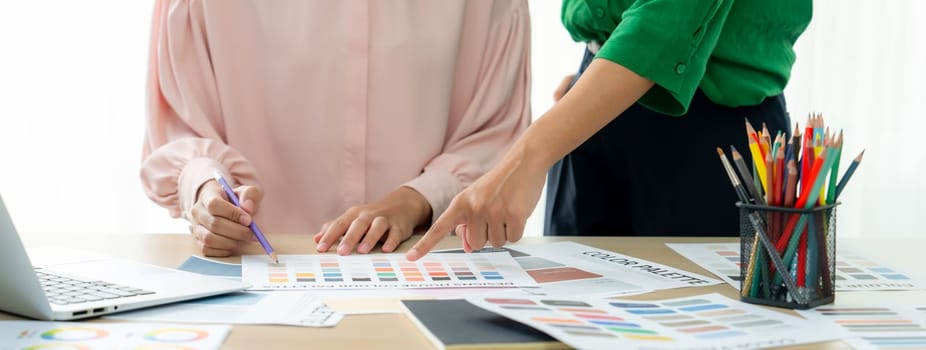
834 150 865 199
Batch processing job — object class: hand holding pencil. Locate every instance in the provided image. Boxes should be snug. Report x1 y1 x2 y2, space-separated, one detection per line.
213 171 279 263
185 171 275 262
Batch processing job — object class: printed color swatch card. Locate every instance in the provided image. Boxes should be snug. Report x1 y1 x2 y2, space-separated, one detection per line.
466 293 845 350
242 252 537 290
0 321 229 350
798 304 926 350
667 243 926 291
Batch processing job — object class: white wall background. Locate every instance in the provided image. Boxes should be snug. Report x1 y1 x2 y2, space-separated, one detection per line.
0 1 923 238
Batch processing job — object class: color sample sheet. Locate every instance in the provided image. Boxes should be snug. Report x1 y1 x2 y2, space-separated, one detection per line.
466 293 845 350
491 241 719 298
798 304 926 349
241 252 537 290
0 321 229 349
107 291 343 327
667 243 926 291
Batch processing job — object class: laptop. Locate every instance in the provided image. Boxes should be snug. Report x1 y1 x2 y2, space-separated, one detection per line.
0 194 249 320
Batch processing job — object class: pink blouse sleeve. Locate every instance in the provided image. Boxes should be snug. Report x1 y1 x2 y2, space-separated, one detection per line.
402 0 532 221
140 0 258 219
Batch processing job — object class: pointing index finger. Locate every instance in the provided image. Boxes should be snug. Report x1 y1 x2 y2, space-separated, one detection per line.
406 203 464 261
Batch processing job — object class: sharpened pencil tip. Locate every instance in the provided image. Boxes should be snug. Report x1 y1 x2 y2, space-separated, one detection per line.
716 147 724 156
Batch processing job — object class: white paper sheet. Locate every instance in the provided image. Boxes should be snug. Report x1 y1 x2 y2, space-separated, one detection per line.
798 303 926 349
107 291 342 327
667 243 926 291
241 252 536 290
466 293 847 350
0 321 229 349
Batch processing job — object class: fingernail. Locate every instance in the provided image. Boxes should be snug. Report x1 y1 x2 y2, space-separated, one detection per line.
406 248 419 260
317 242 329 252
337 244 350 256
358 243 370 253
239 213 251 226
242 199 255 213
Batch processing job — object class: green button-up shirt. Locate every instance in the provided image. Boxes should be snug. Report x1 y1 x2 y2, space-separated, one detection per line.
562 0 812 115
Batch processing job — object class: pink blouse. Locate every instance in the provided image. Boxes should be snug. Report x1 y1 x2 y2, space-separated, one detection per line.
140 0 531 234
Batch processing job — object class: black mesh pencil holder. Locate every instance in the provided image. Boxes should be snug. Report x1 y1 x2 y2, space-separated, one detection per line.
736 202 838 309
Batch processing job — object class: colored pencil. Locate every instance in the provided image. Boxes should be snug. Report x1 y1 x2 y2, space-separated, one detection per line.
826 130 844 204
798 224 808 287
746 120 769 191
731 146 764 205
784 160 798 207
834 150 865 199
742 234 760 296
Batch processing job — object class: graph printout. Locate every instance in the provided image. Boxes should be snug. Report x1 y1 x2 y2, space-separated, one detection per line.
799 304 926 350
0 321 229 350
667 243 926 291
242 252 537 290
467 293 846 350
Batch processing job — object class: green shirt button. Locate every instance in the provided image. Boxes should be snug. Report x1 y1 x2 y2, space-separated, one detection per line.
594 8 605 19
675 63 687 75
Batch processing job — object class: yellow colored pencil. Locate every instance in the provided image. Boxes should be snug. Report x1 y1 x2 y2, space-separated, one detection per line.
745 120 769 191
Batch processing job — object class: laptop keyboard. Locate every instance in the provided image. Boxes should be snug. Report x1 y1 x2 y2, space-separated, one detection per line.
36 269 155 305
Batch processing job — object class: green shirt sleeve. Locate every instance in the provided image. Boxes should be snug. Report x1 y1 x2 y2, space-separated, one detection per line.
596 0 733 116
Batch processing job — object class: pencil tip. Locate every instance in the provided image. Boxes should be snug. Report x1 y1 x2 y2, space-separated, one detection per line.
716 147 724 156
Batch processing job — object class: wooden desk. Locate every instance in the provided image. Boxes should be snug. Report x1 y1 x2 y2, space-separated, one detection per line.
7 233 924 349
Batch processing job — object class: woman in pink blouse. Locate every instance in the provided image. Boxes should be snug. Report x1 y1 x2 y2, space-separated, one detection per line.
140 0 530 257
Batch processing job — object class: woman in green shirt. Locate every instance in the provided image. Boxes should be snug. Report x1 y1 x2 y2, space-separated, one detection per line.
408 0 812 258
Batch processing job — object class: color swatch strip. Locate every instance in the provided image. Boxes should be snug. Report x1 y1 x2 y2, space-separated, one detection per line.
242 252 537 290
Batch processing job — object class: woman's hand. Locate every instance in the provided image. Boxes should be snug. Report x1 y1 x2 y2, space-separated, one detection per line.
315 187 432 255
406 143 546 261
188 180 262 257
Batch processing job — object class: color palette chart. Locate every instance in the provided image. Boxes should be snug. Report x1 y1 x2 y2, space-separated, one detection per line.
0 321 229 349
668 243 926 291
798 304 926 349
242 252 537 290
466 293 844 350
